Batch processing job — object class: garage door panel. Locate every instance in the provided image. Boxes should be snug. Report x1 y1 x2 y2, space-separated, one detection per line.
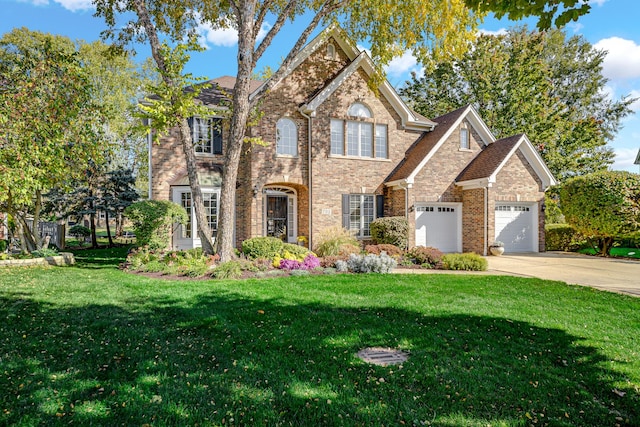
415 204 460 253
495 204 536 252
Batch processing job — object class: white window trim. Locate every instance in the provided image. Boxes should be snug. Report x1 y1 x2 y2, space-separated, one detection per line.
171 186 221 250
276 117 298 157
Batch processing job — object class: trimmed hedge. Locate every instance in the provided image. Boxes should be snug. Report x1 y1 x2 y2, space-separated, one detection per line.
370 216 409 249
545 224 585 251
441 253 488 271
241 236 285 259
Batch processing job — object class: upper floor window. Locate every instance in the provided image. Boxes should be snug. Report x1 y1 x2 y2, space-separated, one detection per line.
348 102 372 118
326 43 336 60
460 127 470 150
331 103 387 159
190 117 223 155
276 117 298 156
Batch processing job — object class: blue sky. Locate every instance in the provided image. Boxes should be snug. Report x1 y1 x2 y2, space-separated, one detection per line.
2 0 639 173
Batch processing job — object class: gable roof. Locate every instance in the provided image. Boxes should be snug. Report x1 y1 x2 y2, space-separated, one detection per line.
385 105 494 186
635 148 640 165
456 134 556 190
195 76 263 107
253 25 435 130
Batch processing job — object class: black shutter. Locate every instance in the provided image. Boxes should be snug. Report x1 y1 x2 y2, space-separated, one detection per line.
376 194 384 218
187 117 194 137
213 119 223 154
342 194 350 228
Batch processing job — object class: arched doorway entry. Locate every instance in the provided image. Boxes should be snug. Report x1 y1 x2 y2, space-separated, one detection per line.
263 186 297 243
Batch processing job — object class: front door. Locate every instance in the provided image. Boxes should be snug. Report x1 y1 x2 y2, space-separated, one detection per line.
266 195 288 240
264 187 297 243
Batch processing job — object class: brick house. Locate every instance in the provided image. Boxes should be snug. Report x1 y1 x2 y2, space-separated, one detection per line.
150 26 556 254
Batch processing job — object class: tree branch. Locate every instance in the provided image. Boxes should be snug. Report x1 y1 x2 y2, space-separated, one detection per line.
132 0 169 81
253 0 297 64
250 0 346 106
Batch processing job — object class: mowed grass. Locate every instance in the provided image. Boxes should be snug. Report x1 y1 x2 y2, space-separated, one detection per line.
1 248 639 426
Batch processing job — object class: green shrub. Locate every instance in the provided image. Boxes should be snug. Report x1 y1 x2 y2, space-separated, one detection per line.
313 226 360 257
407 246 443 267
370 216 409 249
124 200 188 251
0 240 8 252
441 253 488 271
242 236 285 259
545 224 586 251
281 242 312 258
213 260 244 279
31 247 58 258
69 225 91 246
364 244 404 257
141 260 167 273
127 246 161 270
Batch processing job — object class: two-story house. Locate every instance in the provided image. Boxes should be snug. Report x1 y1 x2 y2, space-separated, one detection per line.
149 26 556 255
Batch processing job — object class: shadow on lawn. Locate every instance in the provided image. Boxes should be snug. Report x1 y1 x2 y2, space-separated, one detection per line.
0 291 637 426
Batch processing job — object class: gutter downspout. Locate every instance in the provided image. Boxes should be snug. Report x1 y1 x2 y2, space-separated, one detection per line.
404 182 410 249
483 186 488 256
147 118 153 200
300 110 314 249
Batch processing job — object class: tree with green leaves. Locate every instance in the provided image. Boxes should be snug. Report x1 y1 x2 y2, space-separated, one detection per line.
400 27 634 181
99 168 140 243
79 41 157 191
0 28 105 252
93 0 594 261
559 171 640 256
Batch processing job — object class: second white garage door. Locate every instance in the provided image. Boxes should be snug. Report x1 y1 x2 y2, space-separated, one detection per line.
495 203 538 252
415 203 462 253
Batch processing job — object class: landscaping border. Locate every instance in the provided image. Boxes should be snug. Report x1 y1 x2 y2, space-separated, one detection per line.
0 253 75 267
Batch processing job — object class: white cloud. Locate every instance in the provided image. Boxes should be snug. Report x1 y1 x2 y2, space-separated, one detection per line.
477 28 507 37
28 0 95 12
196 18 271 49
357 45 421 79
384 51 418 78
594 37 640 81
588 0 608 6
612 147 640 171
21 0 49 5
197 24 238 48
55 0 93 11
566 22 584 34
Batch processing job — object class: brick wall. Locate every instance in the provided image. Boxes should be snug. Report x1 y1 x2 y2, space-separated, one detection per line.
462 188 486 253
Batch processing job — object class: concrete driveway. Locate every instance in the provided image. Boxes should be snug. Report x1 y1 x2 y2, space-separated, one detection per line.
487 251 640 297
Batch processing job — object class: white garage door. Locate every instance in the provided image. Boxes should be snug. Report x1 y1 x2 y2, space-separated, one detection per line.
495 204 537 252
415 204 461 253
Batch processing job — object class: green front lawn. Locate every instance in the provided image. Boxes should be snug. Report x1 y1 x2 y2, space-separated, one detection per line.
579 247 640 259
1 249 639 426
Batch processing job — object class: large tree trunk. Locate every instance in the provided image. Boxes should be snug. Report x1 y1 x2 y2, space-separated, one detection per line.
216 2 257 262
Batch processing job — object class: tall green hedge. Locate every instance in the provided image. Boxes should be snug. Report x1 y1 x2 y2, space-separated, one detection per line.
545 224 585 251
370 216 409 249
559 171 640 255
124 200 188 250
